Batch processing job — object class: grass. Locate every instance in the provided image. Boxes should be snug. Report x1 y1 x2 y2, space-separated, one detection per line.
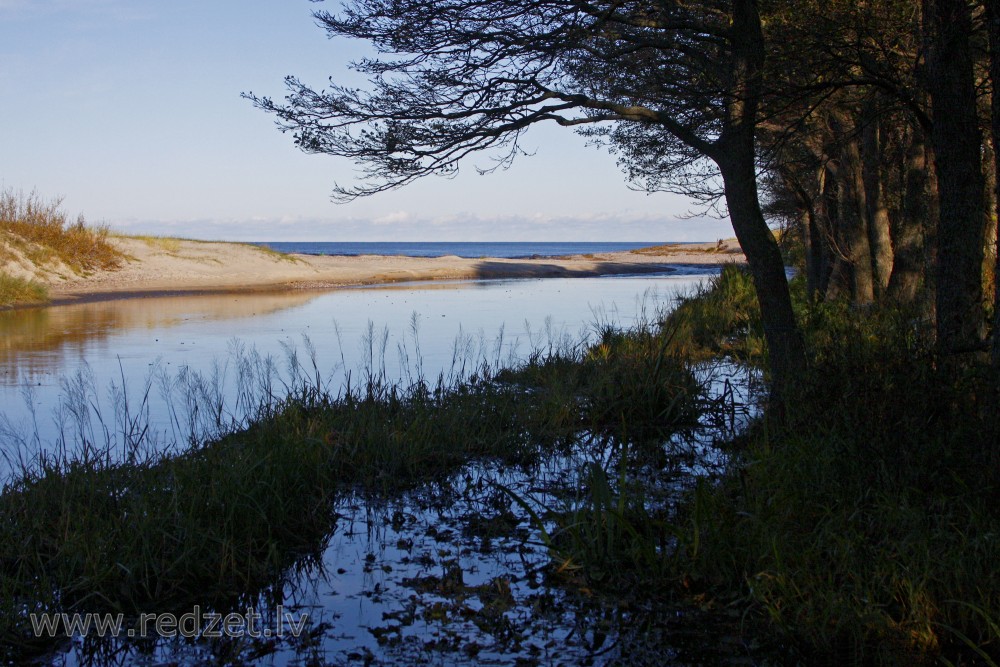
250 242 302 263
117 233 301 263
660 264 769 362
0 189 123 278
123 233 184 254
0 323 704 661
0 272 49 307
3 260 998 664
664 272 1000 665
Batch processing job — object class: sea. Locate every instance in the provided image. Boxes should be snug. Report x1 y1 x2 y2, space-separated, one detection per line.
252 241 672 258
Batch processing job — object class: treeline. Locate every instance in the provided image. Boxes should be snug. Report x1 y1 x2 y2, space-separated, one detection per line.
759 0 998 366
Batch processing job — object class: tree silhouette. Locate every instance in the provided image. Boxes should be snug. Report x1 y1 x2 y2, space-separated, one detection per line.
248 0 806 396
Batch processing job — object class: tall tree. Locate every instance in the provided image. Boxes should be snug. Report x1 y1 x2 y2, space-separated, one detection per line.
760 0 926 309
861 95 894 298
986 0 1000 369
249 0 807 397
923 0 988 358
888 120 932 306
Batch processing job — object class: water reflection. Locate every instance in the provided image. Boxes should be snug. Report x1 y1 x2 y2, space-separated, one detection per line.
1 270 768 667
0 292 319 386
0 273 721 469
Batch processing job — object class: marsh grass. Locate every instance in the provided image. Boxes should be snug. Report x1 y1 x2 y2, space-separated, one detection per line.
661 264 768 362
0 316 707 661
0 272 48 307
0 189 122 276
543 460 677 590
491 323 728 597
8 266 990 664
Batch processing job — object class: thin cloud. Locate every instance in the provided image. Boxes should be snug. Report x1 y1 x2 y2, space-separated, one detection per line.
111 211 733 243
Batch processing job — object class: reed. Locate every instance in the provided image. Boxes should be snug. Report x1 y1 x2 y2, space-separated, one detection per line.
660 264 769 362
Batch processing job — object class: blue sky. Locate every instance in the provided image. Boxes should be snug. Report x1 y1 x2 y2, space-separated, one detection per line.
0 0 734 242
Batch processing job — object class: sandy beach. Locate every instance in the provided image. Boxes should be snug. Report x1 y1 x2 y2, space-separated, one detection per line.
35 237 745 305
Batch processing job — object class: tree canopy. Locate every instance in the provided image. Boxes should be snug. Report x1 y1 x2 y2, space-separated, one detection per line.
251 0 1000 383
252 1 757 201
249 0 807 397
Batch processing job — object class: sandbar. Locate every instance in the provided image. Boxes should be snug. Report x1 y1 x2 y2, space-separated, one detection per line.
36 237 745 306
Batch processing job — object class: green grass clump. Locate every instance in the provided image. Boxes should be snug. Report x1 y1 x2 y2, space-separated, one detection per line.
0 189 123 275
0 272 49 307
498 325 703 446
661 265 768 362
0 412 340 656
495 328 705 592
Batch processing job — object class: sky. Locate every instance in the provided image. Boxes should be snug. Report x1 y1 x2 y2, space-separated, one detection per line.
0 0 735 242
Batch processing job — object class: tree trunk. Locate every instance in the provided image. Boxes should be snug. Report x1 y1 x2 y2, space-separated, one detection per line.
889 123 929 305
862 99 894 299
830 112 876 306
816 164 838 298
716 0 807 403
989 0 1000 368
984 137 998 321
780 165 828 301
924 140 941 323
719 154 807 399
924 0 988 357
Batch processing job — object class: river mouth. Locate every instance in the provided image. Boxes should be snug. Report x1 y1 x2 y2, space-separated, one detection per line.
1 271 770 666
1 272 718 472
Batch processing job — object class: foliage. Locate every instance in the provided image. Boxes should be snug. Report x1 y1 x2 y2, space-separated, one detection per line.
498 325 703 445
660 265 768 362
674 302 1000 664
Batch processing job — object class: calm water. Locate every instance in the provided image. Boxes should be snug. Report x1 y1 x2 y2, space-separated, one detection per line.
0 270 717 468
252 241 676 258
1 269 750 666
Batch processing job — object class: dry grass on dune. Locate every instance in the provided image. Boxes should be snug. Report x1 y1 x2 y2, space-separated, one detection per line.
1 189 123 275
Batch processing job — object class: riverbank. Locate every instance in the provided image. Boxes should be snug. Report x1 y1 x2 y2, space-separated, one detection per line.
31 237 744 306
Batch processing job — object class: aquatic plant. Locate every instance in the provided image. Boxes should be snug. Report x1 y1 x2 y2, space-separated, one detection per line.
0 318 706 662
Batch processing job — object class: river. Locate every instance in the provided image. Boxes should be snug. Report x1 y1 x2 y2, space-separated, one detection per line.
1 268 759 666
